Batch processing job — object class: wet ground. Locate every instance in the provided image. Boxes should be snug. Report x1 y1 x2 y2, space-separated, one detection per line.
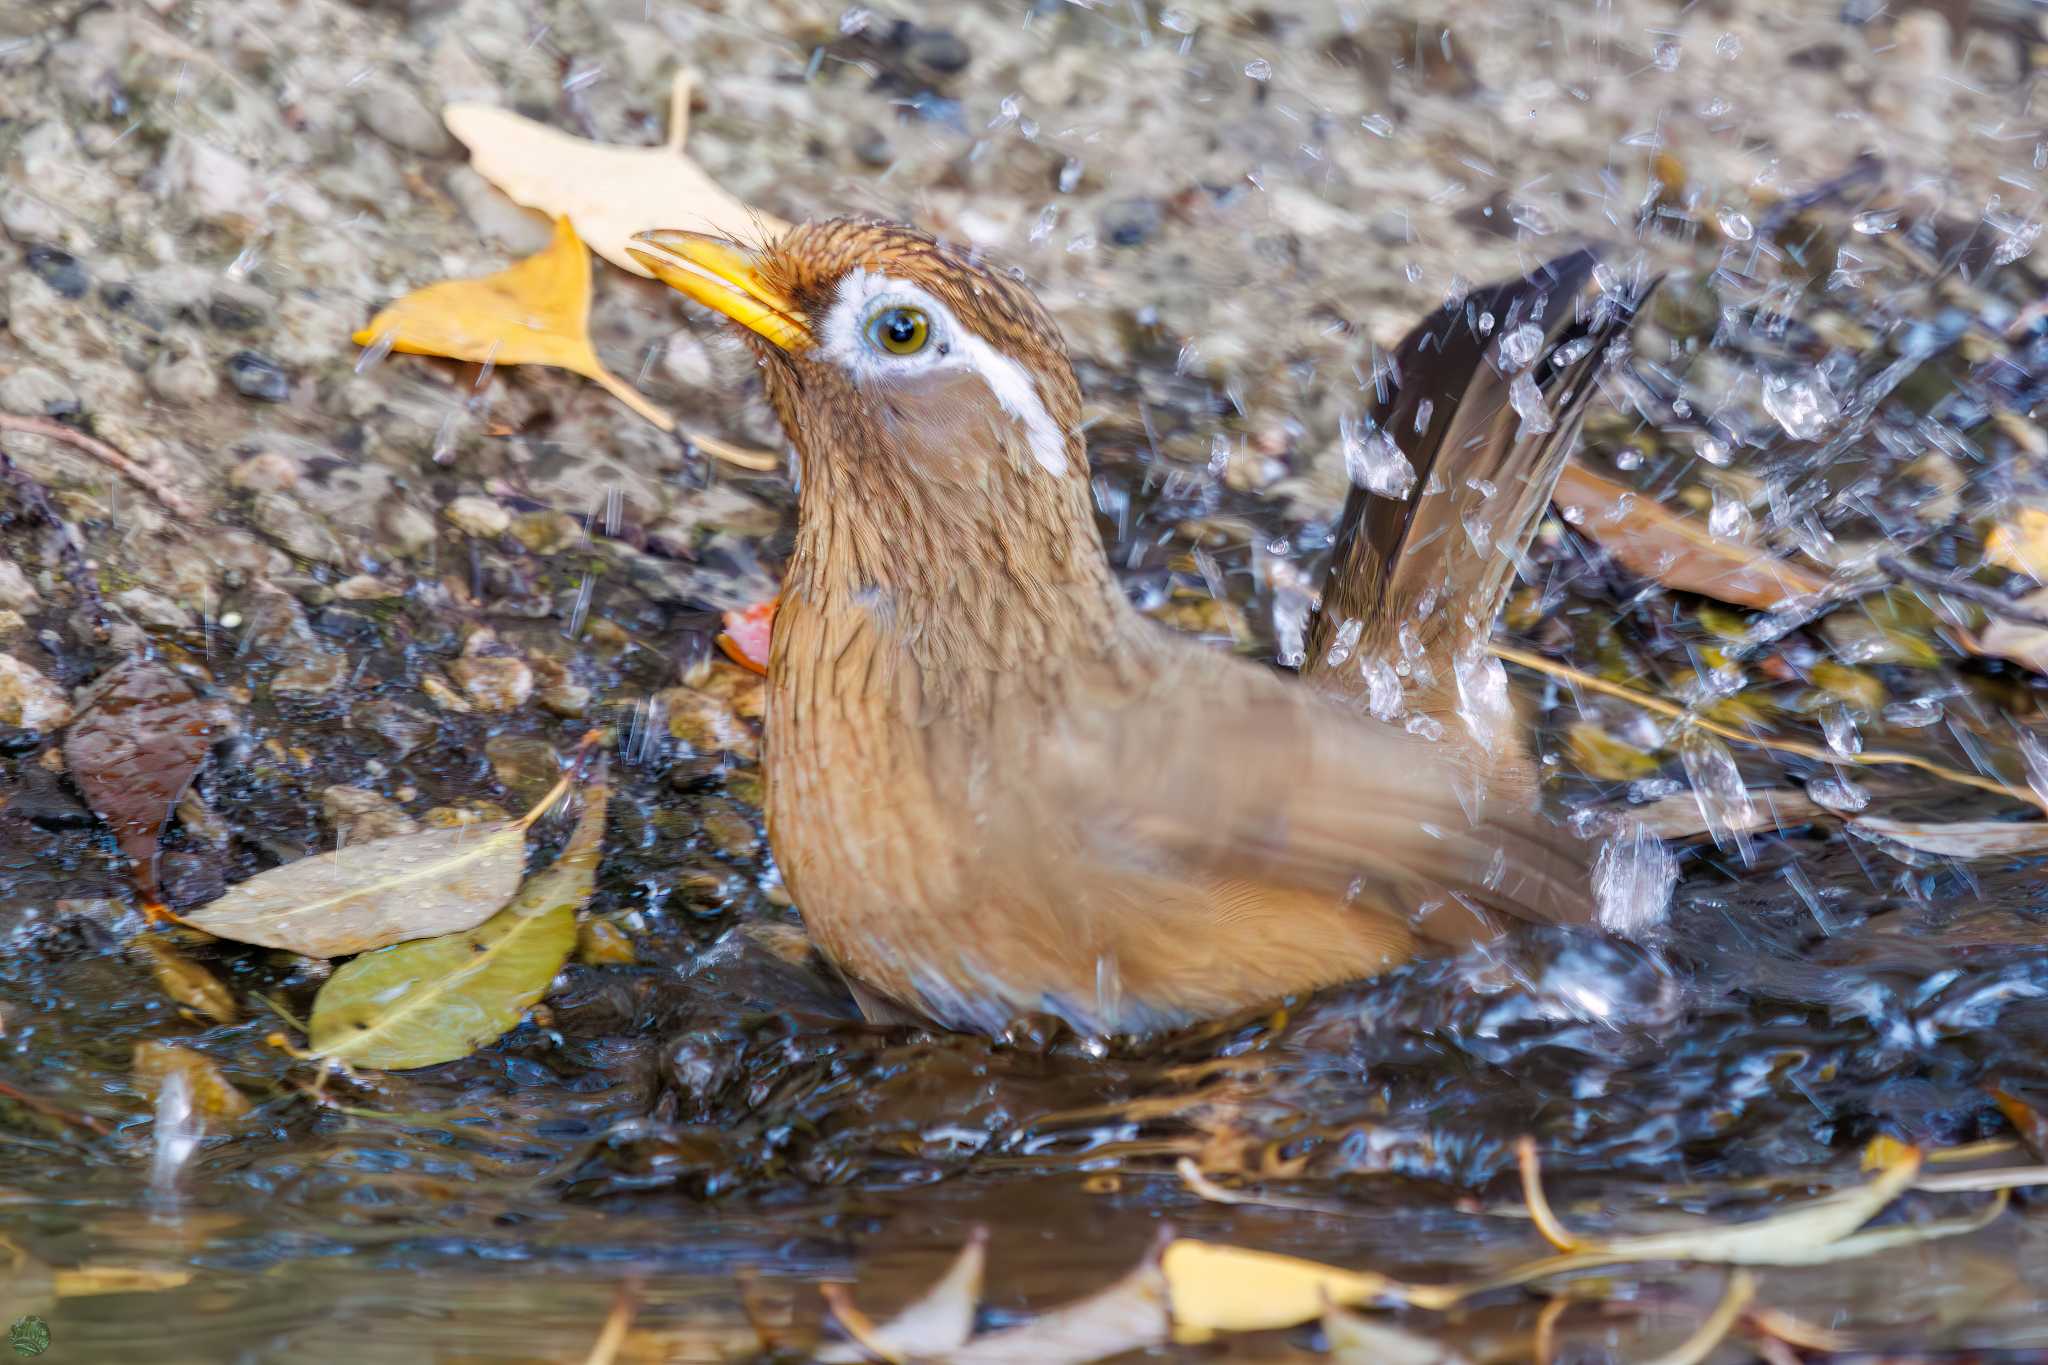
5 0 2048 1360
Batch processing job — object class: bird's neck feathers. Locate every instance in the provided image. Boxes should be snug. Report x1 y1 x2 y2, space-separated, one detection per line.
779 385 1133 692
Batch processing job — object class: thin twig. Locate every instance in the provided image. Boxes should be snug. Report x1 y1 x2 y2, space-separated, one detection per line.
1881 555 2048 630
0 413 201 519
1491 642 2048 813
0 1077 110 1136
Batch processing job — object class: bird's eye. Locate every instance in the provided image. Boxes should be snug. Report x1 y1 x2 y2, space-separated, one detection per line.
867 305 930 356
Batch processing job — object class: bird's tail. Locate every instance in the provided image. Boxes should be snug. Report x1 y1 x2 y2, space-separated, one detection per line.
1302 250 1643 741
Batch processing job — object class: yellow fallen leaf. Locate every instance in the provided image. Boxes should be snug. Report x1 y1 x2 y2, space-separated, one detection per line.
444 72 787 280
1160 1239 1457 1341
1987 505 2048 582
352 214 673 431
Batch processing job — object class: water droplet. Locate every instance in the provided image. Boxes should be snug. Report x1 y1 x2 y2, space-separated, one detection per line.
1806 773 1869 812
1595 822 1676 937
1679 726 1756 865
1708 492 1750 538
1508 372 1555 434
1243 58 1272 80
1714 31 1743 59
1716 208 1754 242
1498 321 1545 370
1761 373 1841 441
1651 39 1681 72
1882 696 1944 728
1404 713 1445 741
1820 704 1862 756
1359 112 1393 138
1324 616 1364 669
1853 209 1899 235
1362 657 1404 721
1341 416 1416 498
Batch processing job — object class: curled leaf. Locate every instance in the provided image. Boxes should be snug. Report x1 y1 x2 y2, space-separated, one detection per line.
444 72 787 281
63 659 232 910
819 1227 984 1363
131 1041 250 1125
184 821 526 958
305 777 606 1068
352 214 672 431
1554 460 1831 609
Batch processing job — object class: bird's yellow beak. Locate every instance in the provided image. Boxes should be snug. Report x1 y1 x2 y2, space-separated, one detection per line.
629 230 810 351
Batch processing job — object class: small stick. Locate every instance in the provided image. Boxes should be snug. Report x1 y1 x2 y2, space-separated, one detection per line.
1880 555 2048 630
0 413 201 519
0 1076 110 1136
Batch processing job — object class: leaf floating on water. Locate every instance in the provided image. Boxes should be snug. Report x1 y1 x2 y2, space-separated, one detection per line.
184 819 524 957
444 72 787 281
129 937 237 1023
1553 460 1832 610
1322 1304 1470 1365
1848 816 2048 859
131 1041 251 1125
63 659 231 909
941 1231 1170 1365
818 1226 984 1362
1160 1240 1452 1338
351 214 673 431
306 776 606 1068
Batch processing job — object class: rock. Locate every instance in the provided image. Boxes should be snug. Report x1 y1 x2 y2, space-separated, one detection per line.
445 495 510 538
321 785 420 841
225 350 291 402
380 498 439 554
207 282 271 331
112 587 193 629
511 510 580 554
355 79 454 157
444 164 553 254
484 735 559 806
160 134 265 231
333 574 402 600
24 245 88 299
0 610 26 636
243 587 348 697
351 698 439 758
146 330 222 404
660 684 757 759
0 652 72 730
645 485 782 551
698 797 761 858
450 654 532 711
230 451 298 493
249 490 349 566
906 26 972 74
0 188 69 247
0 365 79 418
1101 197 1164 247
0 560 42 613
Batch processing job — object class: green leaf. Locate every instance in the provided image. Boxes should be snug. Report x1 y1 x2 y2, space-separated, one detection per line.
307 779 607 1069
184 821 526 958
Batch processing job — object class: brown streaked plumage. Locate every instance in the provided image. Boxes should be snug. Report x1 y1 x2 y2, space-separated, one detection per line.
630 220 1640 1036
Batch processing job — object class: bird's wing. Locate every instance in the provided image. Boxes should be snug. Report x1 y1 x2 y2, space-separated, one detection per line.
1021 636 1593 951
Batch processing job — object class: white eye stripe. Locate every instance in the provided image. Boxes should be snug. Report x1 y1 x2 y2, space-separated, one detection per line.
818 269 1068 478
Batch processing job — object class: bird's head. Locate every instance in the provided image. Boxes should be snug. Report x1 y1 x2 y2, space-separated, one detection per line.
631 219 1085 495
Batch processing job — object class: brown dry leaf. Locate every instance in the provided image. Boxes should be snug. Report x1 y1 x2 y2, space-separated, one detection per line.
1966 586 2048 673
1555 460 1832 609
1986 506 2048 582
1322 1304 1469 1365
131 1041 251 1125
129 936 237 1023
444 72 787 281
1848 816 2048 858
183 819 526 958
63 659 233 912
1992 1090 2048 1161
352 214 672 431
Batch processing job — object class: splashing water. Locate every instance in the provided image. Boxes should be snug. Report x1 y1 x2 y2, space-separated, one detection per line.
1761 373 1842 440
1361 655 1404 721
1593 821 1676 938
1679 726 1757 865
149 1069 198 1207
1452 649 1512 757
1324 616 1364 669
1341 416 1416 498
1497 321 1544 370
1508 371 1555 436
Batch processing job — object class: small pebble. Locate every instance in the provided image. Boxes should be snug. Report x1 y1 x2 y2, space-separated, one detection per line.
0 652 74 730
0 365 80 419
25 246 88 299
450 654 533 711
207 284 271 331
0 560 42 613
229 451 299 493
1101 197 1164 247
225 351 292 402
445 495 511 538
906 27 971 73
321 785 420 840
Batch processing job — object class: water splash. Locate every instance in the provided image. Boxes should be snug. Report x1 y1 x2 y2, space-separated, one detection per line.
1593 820 1676 937
1678 726 1756 865
1340 416 1416 498
1761 373 1841 440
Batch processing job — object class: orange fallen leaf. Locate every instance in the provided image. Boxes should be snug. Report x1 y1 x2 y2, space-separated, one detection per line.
1554 460 1832 610
717 596 778 674
352 214 673 431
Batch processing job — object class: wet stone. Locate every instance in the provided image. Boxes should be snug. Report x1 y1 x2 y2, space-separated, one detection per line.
229 451 298 493
484 735 559 806
146 332 221 405
0 559 41 613
207 283 271 332
225 351 291 403
248 490 349 567
24 246 88 299
449 654 533 712
446 495 511 538
905 26 971 74
1101 197 1164 247
321 785 419 841
0 652 72 730
111 587 192 629
351 697 439 758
